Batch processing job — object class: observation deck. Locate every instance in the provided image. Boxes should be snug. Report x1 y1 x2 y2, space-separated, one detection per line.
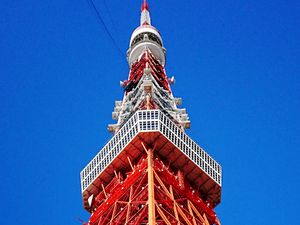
80 110 222 209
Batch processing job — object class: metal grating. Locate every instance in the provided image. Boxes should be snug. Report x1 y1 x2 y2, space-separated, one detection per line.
80 110 222 192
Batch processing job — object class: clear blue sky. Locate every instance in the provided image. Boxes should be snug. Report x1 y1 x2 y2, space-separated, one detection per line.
1 0 299 224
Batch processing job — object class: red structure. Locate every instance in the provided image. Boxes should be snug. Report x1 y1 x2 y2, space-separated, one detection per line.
80 1 222 224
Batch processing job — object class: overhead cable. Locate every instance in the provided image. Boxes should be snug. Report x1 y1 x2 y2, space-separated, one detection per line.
86 0 125 58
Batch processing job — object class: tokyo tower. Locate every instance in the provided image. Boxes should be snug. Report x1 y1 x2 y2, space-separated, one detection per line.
80 1 222 224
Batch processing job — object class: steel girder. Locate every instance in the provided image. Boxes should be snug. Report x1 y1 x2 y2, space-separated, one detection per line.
88 144 220 225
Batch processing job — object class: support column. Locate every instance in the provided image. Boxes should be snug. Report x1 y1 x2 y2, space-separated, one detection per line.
147 148 156 225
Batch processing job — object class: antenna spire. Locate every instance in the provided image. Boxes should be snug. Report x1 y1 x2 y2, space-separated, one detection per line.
140 0 151 25
141 0 149 11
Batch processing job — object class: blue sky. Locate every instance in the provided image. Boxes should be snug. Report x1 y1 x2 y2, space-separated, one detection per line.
1 0 299 224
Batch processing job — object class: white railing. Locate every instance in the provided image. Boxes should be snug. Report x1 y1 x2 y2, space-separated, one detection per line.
80 110 221 193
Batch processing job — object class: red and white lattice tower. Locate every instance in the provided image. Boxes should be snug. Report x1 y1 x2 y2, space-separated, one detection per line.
80 1 222 224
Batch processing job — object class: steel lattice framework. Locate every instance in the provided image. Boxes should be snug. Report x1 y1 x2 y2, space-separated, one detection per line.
80 1 222 224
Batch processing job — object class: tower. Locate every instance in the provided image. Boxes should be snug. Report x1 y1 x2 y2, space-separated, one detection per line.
80 1 222 224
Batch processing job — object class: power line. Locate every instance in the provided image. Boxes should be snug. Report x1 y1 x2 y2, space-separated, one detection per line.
86 0 125 59
103 0 118 37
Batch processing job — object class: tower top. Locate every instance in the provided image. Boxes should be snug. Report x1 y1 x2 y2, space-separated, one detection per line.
141 0 149 12
140 0 151 25
127 0 166 66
